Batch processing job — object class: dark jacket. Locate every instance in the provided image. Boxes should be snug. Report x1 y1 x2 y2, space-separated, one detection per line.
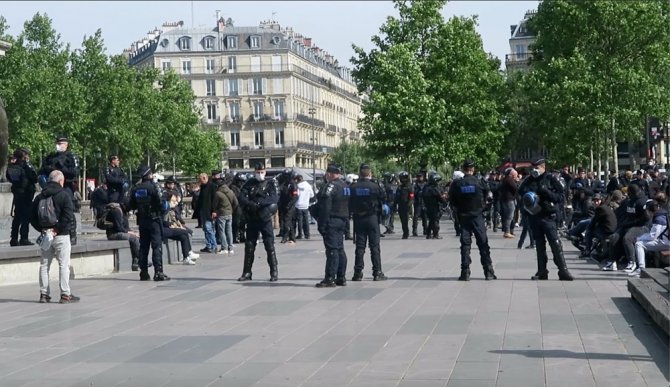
90 186 109 216
6 159 38 195
106 204 129 236
518 172 565 217
104 165 127 195
196 181 217 221
590 205 617 234
213 182 238 217
30 181 74 235
39 151 79 187
498 175 518 202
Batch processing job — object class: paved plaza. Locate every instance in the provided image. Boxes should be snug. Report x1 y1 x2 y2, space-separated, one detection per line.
0 219 668 387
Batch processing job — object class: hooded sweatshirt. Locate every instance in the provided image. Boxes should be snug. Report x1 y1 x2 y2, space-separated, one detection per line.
295 181 314 210
30 181 74 235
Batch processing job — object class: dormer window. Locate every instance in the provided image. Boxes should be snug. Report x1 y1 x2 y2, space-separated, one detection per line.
250 36 261 48
178 37 191 51
271 36 280 45
226 35 238 49
203 36 215 50
160 39 169 48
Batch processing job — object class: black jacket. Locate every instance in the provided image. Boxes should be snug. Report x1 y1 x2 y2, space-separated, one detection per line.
40 151 79 186
104 165 127 195
106 205 129 236
6 159 38 194
30 181 74 235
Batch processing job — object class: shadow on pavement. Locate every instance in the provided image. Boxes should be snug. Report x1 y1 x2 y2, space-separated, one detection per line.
489 349 654 362
0 298 44 303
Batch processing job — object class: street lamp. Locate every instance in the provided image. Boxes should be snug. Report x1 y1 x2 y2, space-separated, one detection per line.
309 106 317 190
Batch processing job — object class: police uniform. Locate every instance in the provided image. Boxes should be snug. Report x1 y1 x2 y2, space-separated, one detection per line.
104 156 128 203
518 158 574 281
315 165 350 287
6 148 38 246
350 164 387 281
395 172 414 239
39 136 80 244
448 160 496 281
382 173 398 234
237 164 279 282
412 173 428 236
129 165 169 281
422 173 446 239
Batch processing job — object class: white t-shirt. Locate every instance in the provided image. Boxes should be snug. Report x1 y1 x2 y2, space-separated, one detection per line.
295 181 314 210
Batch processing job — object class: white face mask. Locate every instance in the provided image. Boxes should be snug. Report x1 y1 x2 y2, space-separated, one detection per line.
56 143 67 152
256 172 266 181
531 169 540 178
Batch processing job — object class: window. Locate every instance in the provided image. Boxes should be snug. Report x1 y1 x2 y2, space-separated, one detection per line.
274 129 284 147
229 158 243 168
273 78 283 94
228 79 239 96
226 35 238 49
205 59 215 74
227 56 236 73
251 56 261 72
161 60 171 73
515 44 525 59
250 36 261 48
254 130 264 149
203 36 215 50
206 103 217 121
270 157 285 167
229 130 240 149
252 78 263 95
271 55 282 71
206 79 216 96
253 101 264 119
274 100 285 119
229 102 240 120
178 37 191 50
181 59 191 75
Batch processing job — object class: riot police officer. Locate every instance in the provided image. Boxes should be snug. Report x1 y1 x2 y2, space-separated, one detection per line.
519 157 574 281
6 148 38 246
129 165 170 281
350 164 387 281
395 171 414 239
314 164 350 287
423 172 447 239
39 135 80 244
237 163 279 282
231 172 247 243
412 172 428 236
277 168 298 244
104 155 128 203
448 160 496 281
382 172 398 234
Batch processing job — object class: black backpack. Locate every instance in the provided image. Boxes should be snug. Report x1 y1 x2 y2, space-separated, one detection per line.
95 204 116 230
37 196 58 228
6 163 25 187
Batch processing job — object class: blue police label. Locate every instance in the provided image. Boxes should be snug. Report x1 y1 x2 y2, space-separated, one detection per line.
460 185 476 194
134 189 149 198
355 188 371 196
343 187 351 196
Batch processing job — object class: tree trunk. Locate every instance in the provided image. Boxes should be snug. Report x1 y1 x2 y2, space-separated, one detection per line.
612 117 618 175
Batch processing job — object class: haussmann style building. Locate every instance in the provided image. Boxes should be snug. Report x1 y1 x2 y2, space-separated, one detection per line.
126 17 363 171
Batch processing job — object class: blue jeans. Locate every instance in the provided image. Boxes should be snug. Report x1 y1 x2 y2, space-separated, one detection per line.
216 215 234 250
203 220 216 249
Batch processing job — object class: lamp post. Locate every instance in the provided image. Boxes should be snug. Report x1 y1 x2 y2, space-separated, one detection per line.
309 106 317 190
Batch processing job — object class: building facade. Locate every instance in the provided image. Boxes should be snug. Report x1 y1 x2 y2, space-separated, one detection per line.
0 40 11 56
505 10 535 72
127 18 362 170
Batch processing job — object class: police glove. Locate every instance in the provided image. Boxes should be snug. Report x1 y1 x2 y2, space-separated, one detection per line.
537 187 551 200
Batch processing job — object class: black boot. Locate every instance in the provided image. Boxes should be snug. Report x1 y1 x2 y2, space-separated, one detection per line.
531 243 549 280
154 271 170 281
335 277 347 286
531 270 549 280
238 243 255 281
373 272 387 281
139 270 151 281
351 272 363 281
266 244 278 282
550 239 574 281
9 239 18 247
458 267 471 281
131 256 139 272
19 239 34 246
484 266 497 280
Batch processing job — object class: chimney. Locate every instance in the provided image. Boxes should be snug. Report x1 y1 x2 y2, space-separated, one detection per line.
303 37 312 47
218 17 226 31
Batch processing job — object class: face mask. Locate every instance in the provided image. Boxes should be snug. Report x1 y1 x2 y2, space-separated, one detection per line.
55 145 62 152
256 172 265 181
531 169 540 178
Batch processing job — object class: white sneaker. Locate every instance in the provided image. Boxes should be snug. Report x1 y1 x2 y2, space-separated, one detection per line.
188 251 199 260
628 268 641 277
602 261 617 271
182 257 196 265
228 249 234 255
217 248 227 255
623 262 635 272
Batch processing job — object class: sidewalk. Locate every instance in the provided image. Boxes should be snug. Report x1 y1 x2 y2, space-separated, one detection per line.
0 220 667 387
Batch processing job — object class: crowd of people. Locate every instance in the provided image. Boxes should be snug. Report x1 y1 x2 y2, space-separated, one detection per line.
5 135 670 301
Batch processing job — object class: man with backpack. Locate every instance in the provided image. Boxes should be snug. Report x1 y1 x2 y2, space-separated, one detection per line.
6 147 38 246
30 170 79 304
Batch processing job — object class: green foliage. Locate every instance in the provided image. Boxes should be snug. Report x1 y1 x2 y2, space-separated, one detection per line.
521 0 670 166
329 141 402 176
0 12 226 181
352 0 506 170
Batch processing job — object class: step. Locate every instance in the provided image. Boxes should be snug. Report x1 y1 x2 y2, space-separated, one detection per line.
628 277 670 336
641 268 669 292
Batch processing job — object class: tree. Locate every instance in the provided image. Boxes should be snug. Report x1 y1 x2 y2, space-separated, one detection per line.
527 0 670 171
352 0 506 170
329 141 401 176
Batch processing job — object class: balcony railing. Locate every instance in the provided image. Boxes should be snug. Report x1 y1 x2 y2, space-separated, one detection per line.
201 117 221 125
222 115 242 123
247 113 288 123
225 140 337 154
505 53 531 66
295 113 325 128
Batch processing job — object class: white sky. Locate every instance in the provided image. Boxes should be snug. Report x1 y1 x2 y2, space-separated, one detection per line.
1 1 539 68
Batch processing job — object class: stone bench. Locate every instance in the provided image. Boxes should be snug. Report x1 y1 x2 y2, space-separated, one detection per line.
628 268 670 336
0 240 130 286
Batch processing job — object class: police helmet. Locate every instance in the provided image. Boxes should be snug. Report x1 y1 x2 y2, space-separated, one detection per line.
452 171 465 180
136 165 152 179
345 173 358 184
522 192 542 215
398 171 410 181
428 172 442 184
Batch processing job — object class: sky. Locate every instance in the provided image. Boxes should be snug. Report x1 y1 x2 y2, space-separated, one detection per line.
1 1 539 68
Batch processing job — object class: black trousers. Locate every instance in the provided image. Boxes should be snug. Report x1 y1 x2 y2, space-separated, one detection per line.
398 205 410 236
426 208 441 237
279 208 296 241
459 215 492 269
11 192 33 241
162 227 193 258
353 215 382 274
320 217 347 280
529 214 568 273
412 204 427 234
245 218 276 268
138 217 164 272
